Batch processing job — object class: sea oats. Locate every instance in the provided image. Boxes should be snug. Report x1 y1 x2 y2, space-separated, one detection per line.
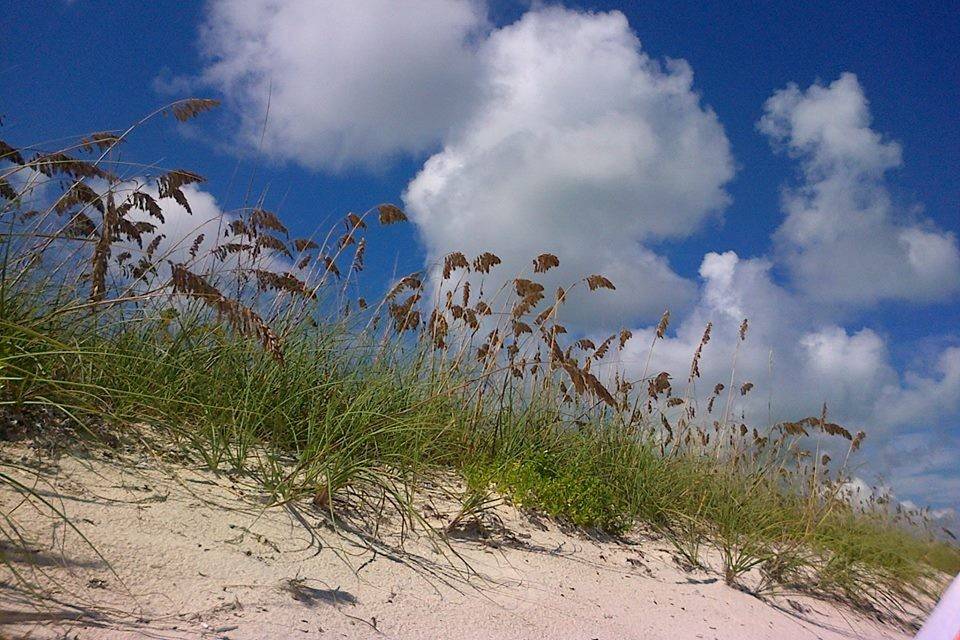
169 98 220 122
472 252 501 273
533 253 560 273
377 204 407 225
586 274 615 291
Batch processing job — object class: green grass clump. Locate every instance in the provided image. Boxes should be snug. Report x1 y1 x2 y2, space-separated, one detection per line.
486 450 636 532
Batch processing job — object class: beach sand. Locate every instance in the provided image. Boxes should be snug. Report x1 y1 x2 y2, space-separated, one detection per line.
0 446 918 639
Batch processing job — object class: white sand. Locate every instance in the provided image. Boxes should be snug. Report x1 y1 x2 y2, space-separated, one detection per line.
0 447 918 639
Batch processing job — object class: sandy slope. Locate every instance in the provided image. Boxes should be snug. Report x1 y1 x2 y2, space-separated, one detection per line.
0 446 917 639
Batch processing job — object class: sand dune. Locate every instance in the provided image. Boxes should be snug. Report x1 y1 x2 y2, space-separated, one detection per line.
0 447 917 639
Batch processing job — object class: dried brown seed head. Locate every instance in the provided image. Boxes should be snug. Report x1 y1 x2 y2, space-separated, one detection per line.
594 334 615 360
80 131 122 152
851 430 866 451
586 274 616 291
533 253 560 273
345 212 367 230
256 234 292 258
443 252 470 279
170 98 220 122
189 234 204 259
293 238 319 252
648 371 672 398
656 310 670 339
512 320 533 336
0 140 25 165
473 252 501 273
386 273 422 300
170 264 283 363
377 204 408 224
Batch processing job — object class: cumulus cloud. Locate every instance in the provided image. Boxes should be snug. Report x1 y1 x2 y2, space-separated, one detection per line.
197 0 487 169
625 251 955 427
405 7 734 325
612 249 960 508
759 72 960 305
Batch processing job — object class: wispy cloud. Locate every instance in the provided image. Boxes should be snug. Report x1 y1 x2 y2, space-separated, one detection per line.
760 73 960 306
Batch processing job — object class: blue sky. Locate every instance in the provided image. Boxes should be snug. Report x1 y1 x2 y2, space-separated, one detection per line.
3 1 959 511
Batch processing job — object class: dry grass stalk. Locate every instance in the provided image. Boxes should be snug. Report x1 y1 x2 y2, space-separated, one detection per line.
533 253 560 273
64 212 96 238
79 132 122 152
389 293 421 332
170 264 284 363
55 182 104 215
123 192 165 222
294 238 319 252
169 98 221 122
89 192 118 303
656 310 671 339
214 243 254 261
253 269 316 299
586 274 615 291
0 177 17 201
338 230 356 249
345 212 367 230
442 252 470 279
189 234 205 259
649 372 672 398
251 208 288 235
377 204 407 225
33 151 116 182
255 234 292 258
351 237 366 273
322 256 341 279
0 139 26 165
473 252 501 273
386 274 422 301
778 410 853 442
689 322 712 381
157 169 204 214
429 309 449 349
593 334 614 360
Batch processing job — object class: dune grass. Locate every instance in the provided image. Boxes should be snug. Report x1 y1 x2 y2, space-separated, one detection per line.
1 102 958 624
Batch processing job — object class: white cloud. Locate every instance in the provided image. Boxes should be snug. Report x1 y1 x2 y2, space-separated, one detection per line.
619 250 958 427
404 7 734 325
876 348 960 432
197 0 487 169
610 249 960 508
759 72 960 306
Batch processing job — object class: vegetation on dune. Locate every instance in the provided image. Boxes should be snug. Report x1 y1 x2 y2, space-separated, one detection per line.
1 101 957 626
